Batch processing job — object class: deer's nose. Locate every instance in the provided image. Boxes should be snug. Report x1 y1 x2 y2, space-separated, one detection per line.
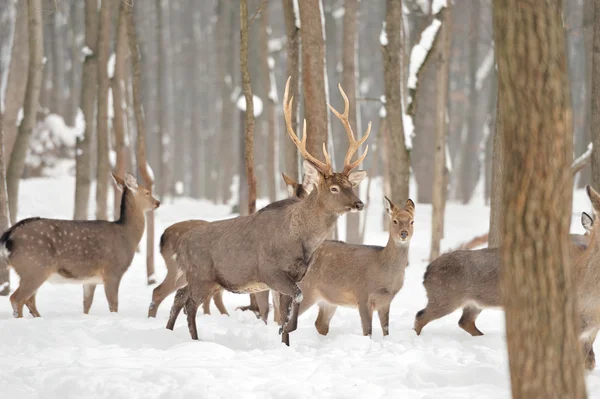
354 201 364 211
155 200 161 208
400 231 408 239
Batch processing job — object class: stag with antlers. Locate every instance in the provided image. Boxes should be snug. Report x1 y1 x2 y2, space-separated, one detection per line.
165 78 371 345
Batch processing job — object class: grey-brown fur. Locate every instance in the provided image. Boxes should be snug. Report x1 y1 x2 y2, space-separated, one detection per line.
0 173 159 317
414 211 593 337
281 197 415 337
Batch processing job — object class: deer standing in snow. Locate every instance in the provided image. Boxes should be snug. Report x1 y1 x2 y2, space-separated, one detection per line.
165 79 370 345
0 173 159 317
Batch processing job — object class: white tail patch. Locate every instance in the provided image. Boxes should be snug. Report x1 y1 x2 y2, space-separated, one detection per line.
47 274 103 285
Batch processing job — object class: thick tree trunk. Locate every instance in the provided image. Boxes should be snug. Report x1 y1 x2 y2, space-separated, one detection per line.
430 5 451 262
591 0 600 190
50 7 66 117
488 98 503 248
496 1 587 397
240 0 257 215
342 0 361 244
6 0 44 224
282 0 300 181
125 1 155 284
0 96 10 295
382 0 410 203
156 0 172 201
3 0 28 161
94 0 112 221
298 0 329 160
74 0 98 220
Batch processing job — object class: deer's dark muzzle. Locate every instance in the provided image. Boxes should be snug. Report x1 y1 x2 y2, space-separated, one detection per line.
400 231 408 239
354 201 364 211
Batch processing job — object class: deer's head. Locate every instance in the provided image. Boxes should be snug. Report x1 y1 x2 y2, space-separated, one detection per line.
112 172 161 213
282 173 309 199
283 78 368 215
384 197 415 245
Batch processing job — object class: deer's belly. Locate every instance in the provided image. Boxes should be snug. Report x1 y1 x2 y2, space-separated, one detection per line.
47 273 103 285
227 282 270 294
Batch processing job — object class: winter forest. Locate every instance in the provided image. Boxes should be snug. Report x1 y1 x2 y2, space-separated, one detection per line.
1 0 599 398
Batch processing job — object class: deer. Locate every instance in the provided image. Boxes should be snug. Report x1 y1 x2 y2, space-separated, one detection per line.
278 196 414 338
165 78 370 346
414 211 593 338
148 173 309 321
0 173 160 317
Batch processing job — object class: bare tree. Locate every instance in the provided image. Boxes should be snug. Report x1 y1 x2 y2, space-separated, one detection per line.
430 4 451 261
592 0 600 190
125 0 156 284
282 0 300 180
6 0 44 224
0 76 10 296
74 0 98 220
382 0 410 203
156 0 172 200
488 99 503 248
496 0 587 397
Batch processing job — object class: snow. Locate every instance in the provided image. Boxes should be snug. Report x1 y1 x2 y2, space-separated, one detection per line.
379 105 387 118
107 52 116 78
332 7 345 20
476 47 495 91
432 0 447 14
408 19 442 90
82 46 93 57
3 176 600 397
44 111 85 148
380 22 388 46
236 94 264 117
293 0 300 29
403 113 414 150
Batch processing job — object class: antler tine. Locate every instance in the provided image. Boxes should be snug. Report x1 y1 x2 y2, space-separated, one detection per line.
283 77 332 175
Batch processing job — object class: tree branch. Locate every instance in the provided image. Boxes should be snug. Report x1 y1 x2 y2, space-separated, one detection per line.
572 142 593 175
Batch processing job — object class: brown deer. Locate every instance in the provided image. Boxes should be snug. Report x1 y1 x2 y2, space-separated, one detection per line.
148 173 309 321
414 211 593 337
0 173 159 317
280 196 414 337
165 79 370 346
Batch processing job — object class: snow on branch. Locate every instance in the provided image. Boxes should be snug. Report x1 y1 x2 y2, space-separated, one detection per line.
572 142 593 175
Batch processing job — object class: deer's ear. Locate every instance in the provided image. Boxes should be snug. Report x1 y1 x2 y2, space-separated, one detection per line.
587 186 600 216
303 160 321 191
111 173 125 192
124 172 139 191
282 173 297 197
384 196 394 216
582 211 594 232
405 199 415 213
348 170 367 187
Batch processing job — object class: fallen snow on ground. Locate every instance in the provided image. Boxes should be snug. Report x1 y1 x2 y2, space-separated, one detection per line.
1 176 600 398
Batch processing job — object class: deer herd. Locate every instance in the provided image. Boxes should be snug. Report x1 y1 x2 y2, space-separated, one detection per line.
2 77 600 370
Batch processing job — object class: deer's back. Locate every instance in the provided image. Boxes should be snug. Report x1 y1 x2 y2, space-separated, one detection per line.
160 220 208 256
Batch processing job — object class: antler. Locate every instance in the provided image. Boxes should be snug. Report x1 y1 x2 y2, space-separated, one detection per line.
283 77 333 176
328 83 371 175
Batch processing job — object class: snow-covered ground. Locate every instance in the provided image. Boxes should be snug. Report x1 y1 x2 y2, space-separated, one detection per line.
1 176 600 398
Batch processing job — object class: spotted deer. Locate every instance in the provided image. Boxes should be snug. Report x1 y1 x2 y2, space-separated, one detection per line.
166 79 370 346
277 197 414 337
0 173 160 317
414 211 593 338
148 173 309 321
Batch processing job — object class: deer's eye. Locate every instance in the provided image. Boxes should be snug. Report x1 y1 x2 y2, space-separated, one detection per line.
330 186 339 193
410 221 414 225
393 220 398 225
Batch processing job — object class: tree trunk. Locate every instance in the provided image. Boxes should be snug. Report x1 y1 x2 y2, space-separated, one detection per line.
50 7 66 117
298 0 329 161
156 0 172 201
0 92 10 296
74 0 98 220
496 1 587 397
3 0 28 161
125 1 156 284
430 4 451 262
94 0 112 221
382 0 410 203
240 0 257 215
112 0 129 218
488 97 503 248
282 0 300 180
592 0 600 190
341 0 361 244
6 0 44 224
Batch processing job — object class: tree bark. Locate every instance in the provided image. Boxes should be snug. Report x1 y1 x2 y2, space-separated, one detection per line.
6 0 43 224
342 0 361 244
125 1 156 284
430 4 451 262
282 0 300 181
0 88 10 296
3 0 28 161
156 0 172 201
382 0 410 203
488 97 503 248
74 0 98 220
298 0 329 161
496 1 587 397
94 0 112 221
240 0 257 215
50 6 66 117
592 0 600 190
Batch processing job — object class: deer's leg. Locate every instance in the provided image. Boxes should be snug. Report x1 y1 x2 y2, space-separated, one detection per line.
414 300 459 335
272 291 281 325
103 275 122 313
185 283 212 340
358 301 374 337
315 303 337 336
25 293 41 318
83 284 97 314
458 305 484 336
166 286 189 330
238 293 261 315
202 295 212 315
149 268 185 318
582 329 599 370
378 304 391 336
254 290 270 324
212 289 229 316
10 275 47 318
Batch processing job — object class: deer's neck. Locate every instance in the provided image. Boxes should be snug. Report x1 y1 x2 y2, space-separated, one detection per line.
381 235 409 269
295 191 338 250
115 189 146 248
